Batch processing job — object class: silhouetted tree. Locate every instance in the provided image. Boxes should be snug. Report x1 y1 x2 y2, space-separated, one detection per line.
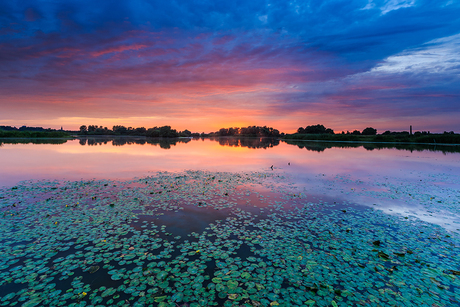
159 126 178 137
180 129 192 137
134 127 147 135
79 125 87 134
95 126 106 134
228 127 239 135
113 125 128 134
362 127 377 135
146 127 160 137
305 124 326 134
145 126 179 137
351 130 361 135
87 125 97 133
219 128 229 136
0 126 17 131
216 126 279 137
298 124 334 134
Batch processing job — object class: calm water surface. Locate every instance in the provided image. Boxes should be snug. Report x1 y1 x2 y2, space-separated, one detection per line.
1 137 458 183
1 137 459 229
1 137 460 306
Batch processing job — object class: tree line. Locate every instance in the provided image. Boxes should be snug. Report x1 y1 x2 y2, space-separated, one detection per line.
0 125 69 138
296 124 377 135
78 125 283 138
296 124 456 136
1 125 52 132
287 124 460 144
211 126 281 137
79 125 197 138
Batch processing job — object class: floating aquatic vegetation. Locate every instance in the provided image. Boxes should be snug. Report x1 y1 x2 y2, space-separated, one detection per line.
0 170 459 306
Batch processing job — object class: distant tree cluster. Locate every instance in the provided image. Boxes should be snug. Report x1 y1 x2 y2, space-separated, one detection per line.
79 125 196 138
0 125 69 138
341 127 378 135
362 127 377 135
413 131 431 136
297 124 334 134
214 126 280 137
0 125 52 132
145 126 179 138
382 130 409 136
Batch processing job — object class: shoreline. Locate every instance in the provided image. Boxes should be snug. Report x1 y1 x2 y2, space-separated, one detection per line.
281 138 460 146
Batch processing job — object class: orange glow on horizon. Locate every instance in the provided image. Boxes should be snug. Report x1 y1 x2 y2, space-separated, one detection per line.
0 114 447 135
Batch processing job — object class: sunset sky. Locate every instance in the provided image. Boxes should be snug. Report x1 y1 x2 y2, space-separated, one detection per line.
1 0 459 133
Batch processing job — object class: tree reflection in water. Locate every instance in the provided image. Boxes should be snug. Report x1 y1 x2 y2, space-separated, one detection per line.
77 136 281 149
283 139 460 154
0 138 68 146
78 137 192 149
211 137 280 149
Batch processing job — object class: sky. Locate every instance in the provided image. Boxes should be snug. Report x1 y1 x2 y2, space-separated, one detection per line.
1 0 459 133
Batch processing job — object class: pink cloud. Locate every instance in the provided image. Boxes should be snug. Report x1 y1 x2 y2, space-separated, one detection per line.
91 43 149 57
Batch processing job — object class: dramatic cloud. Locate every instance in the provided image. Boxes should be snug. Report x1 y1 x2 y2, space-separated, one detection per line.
0 0 459 132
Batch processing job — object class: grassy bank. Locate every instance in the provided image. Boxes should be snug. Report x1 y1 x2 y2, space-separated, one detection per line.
0 130 71 138
283 133 460 144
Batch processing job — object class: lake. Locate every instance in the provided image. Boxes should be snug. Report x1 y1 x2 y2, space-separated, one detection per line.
1 137 460 306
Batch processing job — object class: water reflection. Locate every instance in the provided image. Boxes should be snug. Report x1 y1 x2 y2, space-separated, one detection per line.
76 136 280 149
210 137 280 149
283 139 460 154
0 137 459 232
2 136 459 153
77 136 191 149
0 138 68 146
